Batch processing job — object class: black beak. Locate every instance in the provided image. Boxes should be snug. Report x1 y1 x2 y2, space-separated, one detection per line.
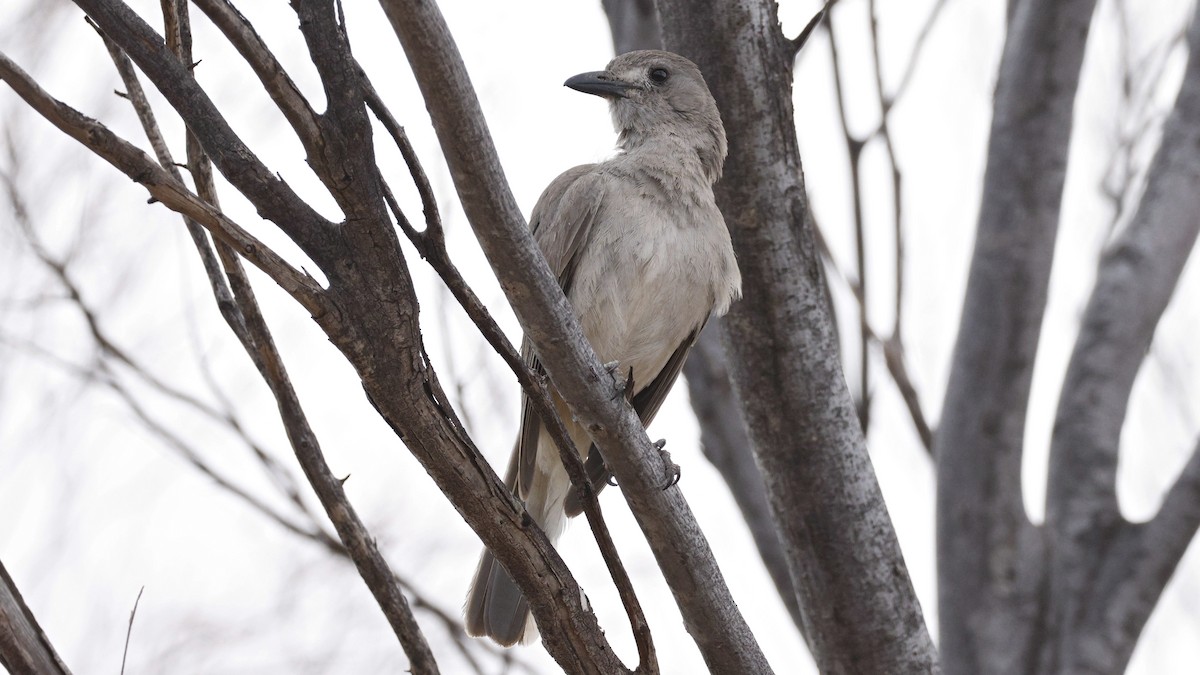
564 71 636 98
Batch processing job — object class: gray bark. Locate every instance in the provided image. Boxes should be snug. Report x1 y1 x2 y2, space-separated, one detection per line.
934 1 1099 673
655 1 940 673
1042 4 1200 671
601 0 659 55
0 560 71 675
600 0 804 633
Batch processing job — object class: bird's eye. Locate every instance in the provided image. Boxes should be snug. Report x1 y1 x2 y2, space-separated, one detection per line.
649 68 670 84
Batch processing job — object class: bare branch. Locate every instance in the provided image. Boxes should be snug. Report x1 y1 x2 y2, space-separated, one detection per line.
72 0 338 266
889 0 951 109
658 1 939 672
864 0 906 340
812 217 935 453
155 2 437 667
378 0 768 671
826 12 871 432
0 559 71 675
190 0 322 146
789 0 837 58
0 51 326 313
935 1 1100 672
119 587 144 675
1106 436 1200 667
1044 5 1200 669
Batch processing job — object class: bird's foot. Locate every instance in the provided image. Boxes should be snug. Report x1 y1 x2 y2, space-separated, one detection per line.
653 439 681 489
602 361 635 401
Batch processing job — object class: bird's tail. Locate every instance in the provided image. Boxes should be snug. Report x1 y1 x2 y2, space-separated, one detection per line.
464 461 569 646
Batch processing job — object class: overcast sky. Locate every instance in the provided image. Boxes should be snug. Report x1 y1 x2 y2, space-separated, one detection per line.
2 0 1198 673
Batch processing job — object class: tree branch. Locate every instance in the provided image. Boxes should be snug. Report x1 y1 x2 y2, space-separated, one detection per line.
1103 436 1200 668
71 0 338 268
934 1 1099 672
189 0 322 146
656 0 939 672
378 0 770 671
826 11 871 431
1044 4 1200 670
0 51 326 314
145 1 438 666
0 559 71 675
789 0 837 59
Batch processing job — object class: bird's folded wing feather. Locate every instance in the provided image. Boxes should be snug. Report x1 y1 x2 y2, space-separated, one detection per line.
516 164 604 498
564 324 704 516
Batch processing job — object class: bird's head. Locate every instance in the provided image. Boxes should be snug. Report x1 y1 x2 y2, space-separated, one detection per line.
565 50 727 182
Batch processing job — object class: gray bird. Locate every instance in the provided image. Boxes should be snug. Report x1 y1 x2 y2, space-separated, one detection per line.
464 50 741 646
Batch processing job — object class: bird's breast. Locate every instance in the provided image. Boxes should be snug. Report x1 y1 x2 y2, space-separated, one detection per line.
568 191 740 388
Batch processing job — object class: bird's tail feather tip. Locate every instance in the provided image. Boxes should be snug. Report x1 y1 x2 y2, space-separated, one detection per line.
464 548 538 646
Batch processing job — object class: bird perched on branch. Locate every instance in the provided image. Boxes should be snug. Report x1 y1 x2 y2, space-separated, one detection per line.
465 49 741 646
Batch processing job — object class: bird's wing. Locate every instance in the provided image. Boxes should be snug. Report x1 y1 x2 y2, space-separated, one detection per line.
630 322 705 428
564 323 704 517
516 164 605 498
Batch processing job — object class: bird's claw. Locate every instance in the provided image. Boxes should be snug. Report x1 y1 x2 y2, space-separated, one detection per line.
653 439 681 489
602 361 635 401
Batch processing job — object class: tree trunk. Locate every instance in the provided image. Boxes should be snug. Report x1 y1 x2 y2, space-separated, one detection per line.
656 1 940 672
934 1 1098 672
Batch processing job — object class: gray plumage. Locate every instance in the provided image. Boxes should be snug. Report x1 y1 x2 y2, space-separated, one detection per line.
465 50 741 646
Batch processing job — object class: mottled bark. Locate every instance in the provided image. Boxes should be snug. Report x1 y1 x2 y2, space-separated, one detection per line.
934 1 1098 673
656 1 939 673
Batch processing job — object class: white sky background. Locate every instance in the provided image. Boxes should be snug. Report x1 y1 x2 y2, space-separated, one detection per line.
1 0 1198 673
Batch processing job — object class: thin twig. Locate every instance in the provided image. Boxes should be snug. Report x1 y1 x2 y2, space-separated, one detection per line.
119 586 144 675
889 0 952 111
0 52 327 313
826 13 871 433
865 0 906 339
811 220 934 451
790 0 839 58
190 0 321 145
